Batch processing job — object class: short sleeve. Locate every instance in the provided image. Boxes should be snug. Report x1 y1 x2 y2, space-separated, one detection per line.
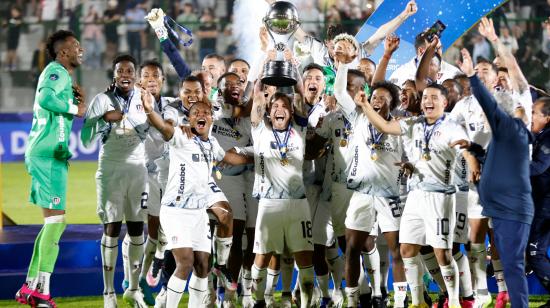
163 106 180 126
39 67 70 94
169 126 193 148
212 139 226 162
399 116 418 138
448 121 469 153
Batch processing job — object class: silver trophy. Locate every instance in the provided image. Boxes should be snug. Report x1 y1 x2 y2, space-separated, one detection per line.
261 1 300 87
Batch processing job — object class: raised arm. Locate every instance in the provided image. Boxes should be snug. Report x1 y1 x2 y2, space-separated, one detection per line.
361 0 417 56
479 17 528 93
333 62 357 118
372 34 400 84
141 87 175 141
145 8 192 80
357 91 402 135
415 36 439 93
251 80 267 127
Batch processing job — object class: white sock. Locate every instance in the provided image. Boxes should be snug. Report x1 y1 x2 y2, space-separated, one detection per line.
298 265 314 308
403 256 424 305
188 274 209 307
422 252 447 292
469 243 489 294
122 234 130 283
215 236 232 266
140 235 158 278
363 247 381 297
493 259 507 292
345 286 359 307
379 244 390 291
265 268 280 299
453 251 473 297
27 278 38 290
440 261 460 307
37 272 51 295
327 247 344 290
358 263 371 295
101 235 119 294
281 255 294 293
393 282 408 308
155 228 167 259
252 264 267 301
242 268 253 297
166 275 187 307
128 235 144 289
317 273 330 298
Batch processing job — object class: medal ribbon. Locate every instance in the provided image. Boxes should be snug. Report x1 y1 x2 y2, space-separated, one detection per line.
422 115 445 154
164 16 194 47
272 124 292 163
368 123 384 155
342 117 352 142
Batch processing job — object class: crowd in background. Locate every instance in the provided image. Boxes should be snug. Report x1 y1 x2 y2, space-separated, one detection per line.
0 0 549 92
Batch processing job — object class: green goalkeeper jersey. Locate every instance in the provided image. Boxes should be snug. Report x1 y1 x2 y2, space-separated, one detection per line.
25 61 79 160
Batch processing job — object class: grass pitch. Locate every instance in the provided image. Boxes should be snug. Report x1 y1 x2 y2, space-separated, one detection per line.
2 161 100 224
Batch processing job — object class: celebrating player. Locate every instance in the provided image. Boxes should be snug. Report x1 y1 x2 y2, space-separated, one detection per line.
15 29 86 308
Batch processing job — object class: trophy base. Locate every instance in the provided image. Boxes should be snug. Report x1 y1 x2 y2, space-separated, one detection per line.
261 60 297 87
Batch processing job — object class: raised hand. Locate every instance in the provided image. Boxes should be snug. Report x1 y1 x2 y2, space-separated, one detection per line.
401 0 418 18
478 17 498 42
260 26 269 52
145 8 165 29
384 34 400 55
457 48 475 77
140 86 154 114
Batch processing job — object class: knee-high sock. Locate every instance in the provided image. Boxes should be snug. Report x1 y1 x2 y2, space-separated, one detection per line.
358 262 371 295
242 268 253 297
251 264 267 301
422 252 447 292
363 247 381 297
440 260 460 307
280 256 294 293
298 265 314 308
393 281 408 308
345 286 359 307
122 234 130 282
188 274 209 307
166 275 187 308
155 228 167 259
493 259 507 292
453 251 473 297
317 273 330 298
101 235 119 294
128 235 144 290
140 235 158 278
403 255 425 306
265 268 280 299
36 215 66 295
379 244 390 291
469 243 489 294
26 226 45 289
215 236 232 266
327 247 344 290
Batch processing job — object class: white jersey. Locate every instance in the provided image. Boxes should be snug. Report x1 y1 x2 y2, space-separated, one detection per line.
163 101 190 127
449 95 492 149
347 115 404 198
212 117 252 176
251 120 307 199
304 100 330 186
145 97 174 174
301 35 359 70
389 57 461 87
162 128 225 209
452 152 469 191
81 87 150 162
399 115 468 194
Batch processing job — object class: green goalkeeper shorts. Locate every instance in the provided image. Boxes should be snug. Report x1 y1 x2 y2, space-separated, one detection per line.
25 156 68 210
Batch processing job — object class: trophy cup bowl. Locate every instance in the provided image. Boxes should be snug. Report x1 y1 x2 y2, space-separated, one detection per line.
261 1 300 87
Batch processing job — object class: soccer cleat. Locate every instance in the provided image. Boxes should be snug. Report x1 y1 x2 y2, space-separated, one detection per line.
214 264 238 292
123 288 148 308
121 279 129 292
433 293 447 308
154 287 167 308
253 299 266 308
280 292 292 308
423 290 433 307
28 291 57 308
242 294 255 308
320 296 333 308
103 292 117 308
147 257 163 287
292 288 301 307
474 293 492 308
359 292 372 308
409 303 429 308
139 277 155 306
460 297 475 308
373 295 387 308
332 288 345 308
381 287 389 307
495 291 509 308
15 283 33 305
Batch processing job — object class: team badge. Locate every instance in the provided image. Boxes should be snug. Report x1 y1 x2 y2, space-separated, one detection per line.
52 197 61 205
49 74 59 81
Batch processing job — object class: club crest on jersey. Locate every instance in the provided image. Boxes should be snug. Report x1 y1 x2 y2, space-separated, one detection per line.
52 197 61 205
49 74 59 81
171 236 178 244
270 141 277 149
192 154 200 162
136 104 143 111
334 129 341 137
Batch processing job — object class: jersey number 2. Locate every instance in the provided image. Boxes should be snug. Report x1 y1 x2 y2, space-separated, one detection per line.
140 192 149 209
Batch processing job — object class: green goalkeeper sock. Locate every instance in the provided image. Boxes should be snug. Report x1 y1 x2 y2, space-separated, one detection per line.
38 216 66 273
26 227 45 286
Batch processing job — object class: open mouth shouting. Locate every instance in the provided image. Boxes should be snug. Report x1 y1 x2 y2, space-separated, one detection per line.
230 89 240 100
273 112 286 125
196 118 207 130
307 84 319 95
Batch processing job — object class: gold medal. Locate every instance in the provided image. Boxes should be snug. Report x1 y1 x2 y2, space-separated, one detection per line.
281 146 287 154
280 158 289 166
422 152 431 161
339 139 348 147
215 169 222 180
370 152 378 161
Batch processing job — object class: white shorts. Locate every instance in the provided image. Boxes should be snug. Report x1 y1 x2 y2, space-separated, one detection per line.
330 182 354 237
253 198 314 255
147 173 162 217
345 192 376 233
374 196 403 233
160 206 211 252
96 160 148 224
205 180 229 208
216 174 246 221
243 169 259 228
454 190 470 244
399 190 456 249
467 186 486 219
305 185 331 246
